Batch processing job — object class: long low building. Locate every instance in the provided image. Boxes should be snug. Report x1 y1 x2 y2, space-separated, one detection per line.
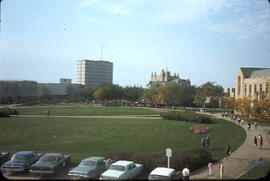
0 79 85 103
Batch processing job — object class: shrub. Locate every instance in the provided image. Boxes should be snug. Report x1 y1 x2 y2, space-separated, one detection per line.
0 107 19 117
160 111 212 123
190 125 210 134
105 149 212 178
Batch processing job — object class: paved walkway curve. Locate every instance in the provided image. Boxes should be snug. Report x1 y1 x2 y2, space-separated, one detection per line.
190 112 270 180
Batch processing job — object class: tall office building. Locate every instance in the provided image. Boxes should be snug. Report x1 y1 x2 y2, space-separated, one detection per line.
77 60 113 88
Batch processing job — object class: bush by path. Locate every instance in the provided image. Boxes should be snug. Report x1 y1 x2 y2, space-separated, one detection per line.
0 107 19 117
160 111 212 123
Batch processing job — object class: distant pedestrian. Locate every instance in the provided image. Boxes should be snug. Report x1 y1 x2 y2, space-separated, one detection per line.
254 136 257 147
225 112 228 117
105 157 113 169
247 123 251 130
254 122 257 130
206 135 210 149
258 135 263 149
201 136 206 149
225 144 231 159
237 118 241 124
182 166 190 180
222 112 224 118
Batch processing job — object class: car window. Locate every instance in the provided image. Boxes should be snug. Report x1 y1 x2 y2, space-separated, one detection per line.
40 155 57 162
80 160 95 166
13 154 32 161
109 165 125 171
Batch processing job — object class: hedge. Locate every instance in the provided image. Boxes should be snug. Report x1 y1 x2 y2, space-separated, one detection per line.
160 111 212 123
0 107 19 117
105 148 212 178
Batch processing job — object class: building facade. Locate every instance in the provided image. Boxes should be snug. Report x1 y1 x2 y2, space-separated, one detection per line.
0 79 84 103
223 88 235 98
235 68 270 100
146 69 191 89
77 60 113 88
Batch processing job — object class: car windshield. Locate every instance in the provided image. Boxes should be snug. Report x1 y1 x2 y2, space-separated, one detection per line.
148 175 171 180
109 165 125 171
40 156 57 162
80 160 95 166
13 154 31 161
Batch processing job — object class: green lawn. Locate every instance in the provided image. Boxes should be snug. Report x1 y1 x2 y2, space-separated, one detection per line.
0 116 246 163
239 162 270 180
17 106 160 116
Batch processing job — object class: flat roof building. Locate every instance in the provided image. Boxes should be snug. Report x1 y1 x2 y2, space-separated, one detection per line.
77 60 113 88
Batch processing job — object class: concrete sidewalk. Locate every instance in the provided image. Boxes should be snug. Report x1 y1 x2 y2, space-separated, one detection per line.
190 113 270 180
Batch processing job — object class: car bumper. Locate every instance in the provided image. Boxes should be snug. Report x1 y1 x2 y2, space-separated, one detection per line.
29 169 56 175
68 172 92 178
1 167 25 172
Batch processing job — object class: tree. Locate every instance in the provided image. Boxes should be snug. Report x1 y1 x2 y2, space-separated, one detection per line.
234 96 252 119
221 97 236 109
123 86 144 102
193 82 224 107
93 84 124 103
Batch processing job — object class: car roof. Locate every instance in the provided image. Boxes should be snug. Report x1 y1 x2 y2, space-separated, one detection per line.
150 167 175 177
15 151 35 155
43 153 62 157
113 160 133 166
83 157 105 162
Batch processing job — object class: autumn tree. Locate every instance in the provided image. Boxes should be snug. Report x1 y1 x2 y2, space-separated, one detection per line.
221 97 236 109
234 96 252 120
193 82 224 107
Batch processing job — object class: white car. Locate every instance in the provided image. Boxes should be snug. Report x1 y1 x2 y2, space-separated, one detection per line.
100 160 143 180
148 167 181 180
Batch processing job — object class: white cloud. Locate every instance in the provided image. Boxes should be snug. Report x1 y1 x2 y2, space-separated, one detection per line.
78 0 270 40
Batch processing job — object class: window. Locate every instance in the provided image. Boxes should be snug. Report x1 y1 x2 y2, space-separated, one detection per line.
244 85 247 94
266 83 269 93
249 85 251 94
260 84 262 93
254 84 257 94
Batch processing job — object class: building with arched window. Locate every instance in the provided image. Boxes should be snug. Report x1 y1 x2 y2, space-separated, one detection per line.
235 68 270 99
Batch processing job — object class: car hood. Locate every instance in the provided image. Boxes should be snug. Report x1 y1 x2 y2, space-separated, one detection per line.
2 160 26 167
101 170 124 178
32 162 55 169
70 166 96 174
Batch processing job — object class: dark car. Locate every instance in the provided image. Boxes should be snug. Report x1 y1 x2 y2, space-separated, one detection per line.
1 151 43 173
68 157 107 178
29 153 71 175
0 152 10 166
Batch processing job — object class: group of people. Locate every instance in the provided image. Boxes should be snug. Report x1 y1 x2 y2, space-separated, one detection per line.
254 134 263 149
221 112 228 118
201 135 210 149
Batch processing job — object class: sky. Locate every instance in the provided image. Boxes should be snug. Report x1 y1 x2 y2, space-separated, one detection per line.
0 0 270 88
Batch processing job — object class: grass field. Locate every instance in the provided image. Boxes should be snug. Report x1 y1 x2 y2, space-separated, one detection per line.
0 115 246 163
239 162 270 179
17 106 160 116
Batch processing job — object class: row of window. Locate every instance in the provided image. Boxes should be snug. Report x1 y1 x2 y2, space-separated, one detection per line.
244 83 269 95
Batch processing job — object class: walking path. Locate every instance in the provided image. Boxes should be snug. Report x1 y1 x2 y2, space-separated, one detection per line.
190 112 270 180
11 114 161 119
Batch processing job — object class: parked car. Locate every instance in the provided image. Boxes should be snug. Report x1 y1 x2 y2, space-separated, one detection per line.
1 151 43 173
0 152 10 165
148 167 181 180
29 153 71 175
100 160 143 180
68 157 106 178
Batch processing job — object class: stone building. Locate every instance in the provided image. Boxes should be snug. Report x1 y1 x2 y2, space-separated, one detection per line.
146 69 190 89
77 60 113 88
224 88 235 98
235 68 270 100
0 79 84 103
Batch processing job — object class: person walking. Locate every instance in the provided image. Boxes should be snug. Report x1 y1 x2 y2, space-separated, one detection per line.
225 112 228 117
254 136 257 147
237 118 241 124
247 123 251 130
225 144 231 159
206 135 210 149
182 166 190 180
201 136 206 149
258 135 263 149
222 112 224 118
254 122 257 130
